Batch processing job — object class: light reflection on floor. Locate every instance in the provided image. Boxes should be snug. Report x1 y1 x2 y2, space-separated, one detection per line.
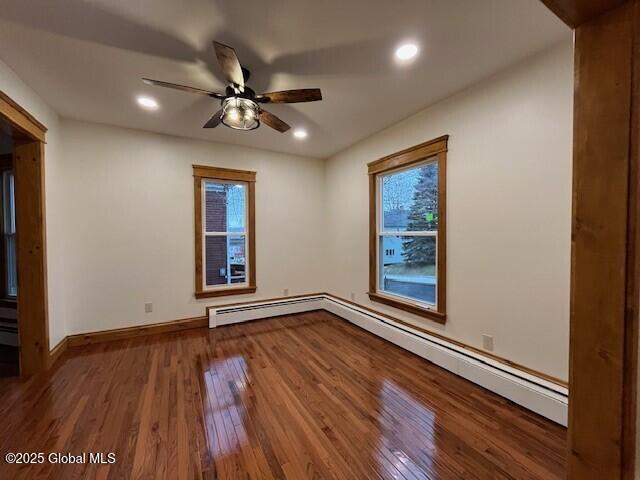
377 379 436 480
203 355 249 459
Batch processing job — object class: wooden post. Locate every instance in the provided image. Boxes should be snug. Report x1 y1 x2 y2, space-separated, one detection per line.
539 1 640 478
14 140 49 375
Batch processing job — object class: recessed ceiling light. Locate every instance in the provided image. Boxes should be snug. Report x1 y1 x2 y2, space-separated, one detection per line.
136 96 159 110
293 128 308 139
395 43 419 61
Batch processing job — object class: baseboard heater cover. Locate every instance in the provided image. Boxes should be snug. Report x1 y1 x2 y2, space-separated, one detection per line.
210 296 325 327
0 322 18 347
208 294 568 426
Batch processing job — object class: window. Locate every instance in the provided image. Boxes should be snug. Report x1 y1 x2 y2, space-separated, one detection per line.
2 170 16 298
193 165 256 298
367 136 448 323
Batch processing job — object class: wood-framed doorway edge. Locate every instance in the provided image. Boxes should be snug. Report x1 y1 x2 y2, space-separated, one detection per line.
0 90 50 376
539 1 640 479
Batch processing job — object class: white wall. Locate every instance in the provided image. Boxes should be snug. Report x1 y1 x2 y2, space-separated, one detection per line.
2 39 574 383
0 56 67 349
323 40 573 381
58 119 327 334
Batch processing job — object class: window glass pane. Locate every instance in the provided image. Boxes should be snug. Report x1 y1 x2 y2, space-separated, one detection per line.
379 235 436 305
2 172 16 297
382 162 438 232
228 236 247 284
205 236 227 286
205 235 247 287
205 182 246 233
3 172 15 235
6 235 16 297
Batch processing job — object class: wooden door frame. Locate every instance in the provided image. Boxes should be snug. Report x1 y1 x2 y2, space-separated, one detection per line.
0 91 49 375
540 1 640 478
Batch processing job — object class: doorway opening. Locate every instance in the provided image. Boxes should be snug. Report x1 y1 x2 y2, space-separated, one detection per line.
0 120 17 376
0 91 49 376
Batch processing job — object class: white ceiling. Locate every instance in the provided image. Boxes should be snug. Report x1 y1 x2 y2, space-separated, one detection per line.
0 0 570 158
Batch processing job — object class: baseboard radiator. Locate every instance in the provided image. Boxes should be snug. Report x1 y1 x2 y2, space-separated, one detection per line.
208 294 568 426
0 306 18 347
0 322 18 347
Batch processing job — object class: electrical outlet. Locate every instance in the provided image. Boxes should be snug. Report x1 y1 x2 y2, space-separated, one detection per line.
482 334 494 351
350 292 355 301
144 302 153 313
283 288 289 296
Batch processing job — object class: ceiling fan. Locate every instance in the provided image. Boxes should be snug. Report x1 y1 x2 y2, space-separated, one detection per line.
142 41 322 133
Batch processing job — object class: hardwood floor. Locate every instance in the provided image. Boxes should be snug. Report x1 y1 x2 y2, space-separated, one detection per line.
0 311 566 479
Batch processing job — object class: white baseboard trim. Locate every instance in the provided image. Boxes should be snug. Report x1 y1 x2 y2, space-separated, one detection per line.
208 294 568 426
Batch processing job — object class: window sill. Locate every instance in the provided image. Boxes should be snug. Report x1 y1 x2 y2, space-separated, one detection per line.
367 291 446 324
195 286 257 299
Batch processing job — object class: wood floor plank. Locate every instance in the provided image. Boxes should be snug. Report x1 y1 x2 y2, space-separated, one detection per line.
0 311 566 479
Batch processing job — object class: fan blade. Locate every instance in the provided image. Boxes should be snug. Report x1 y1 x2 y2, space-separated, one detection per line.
256 89 322 104
203 109 223 128
259 109 290 133
213 41 245 91
142 78 225 99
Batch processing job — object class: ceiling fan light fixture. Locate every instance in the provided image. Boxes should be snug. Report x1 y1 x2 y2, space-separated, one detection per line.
221 97 260 131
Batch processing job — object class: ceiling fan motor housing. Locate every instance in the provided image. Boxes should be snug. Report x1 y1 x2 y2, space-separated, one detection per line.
224 84 257 101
